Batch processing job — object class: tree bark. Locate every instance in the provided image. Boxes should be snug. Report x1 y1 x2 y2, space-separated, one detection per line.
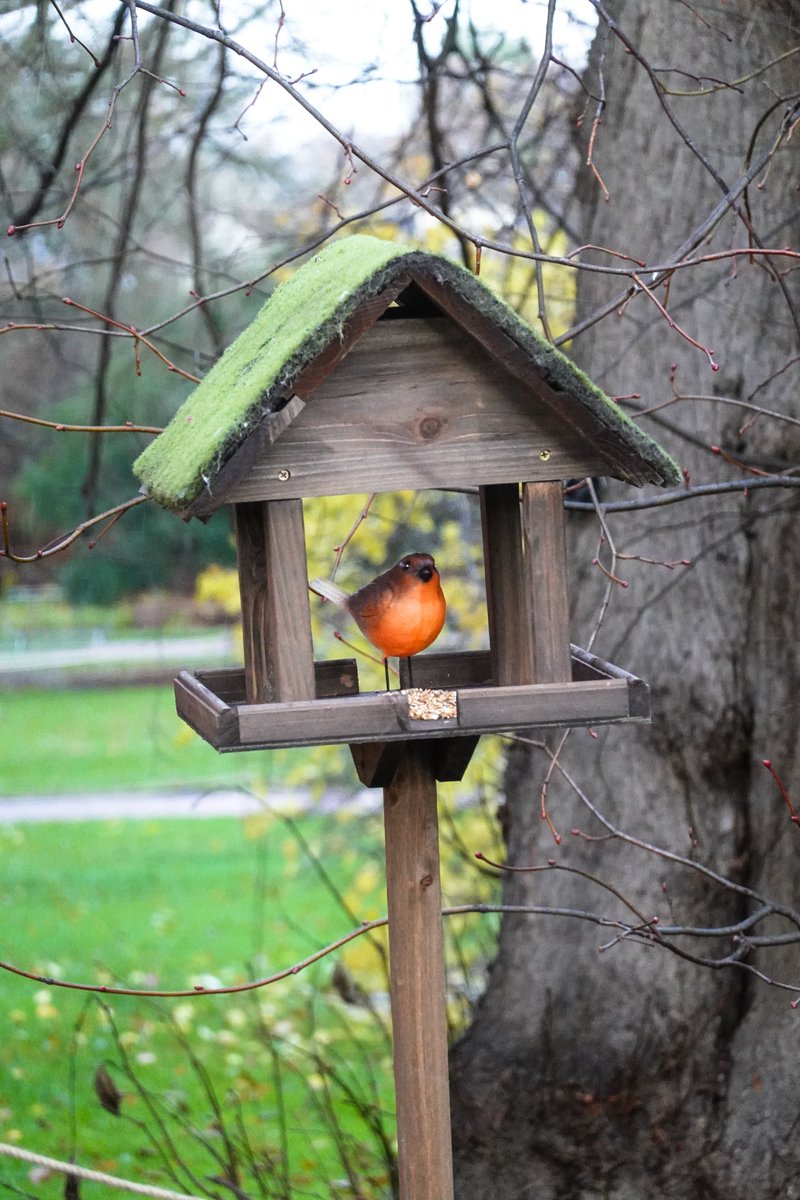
450 3 800 1196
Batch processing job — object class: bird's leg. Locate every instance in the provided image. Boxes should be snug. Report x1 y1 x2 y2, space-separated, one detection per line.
406 656 414 688
384 657 391 691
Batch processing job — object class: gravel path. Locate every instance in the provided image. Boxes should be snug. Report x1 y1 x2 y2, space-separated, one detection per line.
0 786 379 823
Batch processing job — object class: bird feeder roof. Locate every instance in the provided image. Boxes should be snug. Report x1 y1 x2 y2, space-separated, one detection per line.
133 234 681 514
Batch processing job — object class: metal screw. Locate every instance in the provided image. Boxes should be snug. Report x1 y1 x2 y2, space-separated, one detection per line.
539 448 551 462
277 468 291 481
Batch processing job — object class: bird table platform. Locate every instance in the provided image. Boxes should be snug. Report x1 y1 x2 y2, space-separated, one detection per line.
133 235 680 1200
134 235 679 779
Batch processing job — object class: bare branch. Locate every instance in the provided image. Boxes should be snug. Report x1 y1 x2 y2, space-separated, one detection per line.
0 495 148 563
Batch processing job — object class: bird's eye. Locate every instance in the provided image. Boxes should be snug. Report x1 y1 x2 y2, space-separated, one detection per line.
400 560 410 570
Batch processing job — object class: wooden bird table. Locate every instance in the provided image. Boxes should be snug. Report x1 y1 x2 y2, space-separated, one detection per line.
133 237 676 1200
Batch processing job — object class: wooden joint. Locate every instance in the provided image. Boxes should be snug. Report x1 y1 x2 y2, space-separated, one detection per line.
349 740 408 788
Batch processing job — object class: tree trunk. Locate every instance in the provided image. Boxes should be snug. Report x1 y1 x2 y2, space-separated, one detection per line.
450 3 800 1196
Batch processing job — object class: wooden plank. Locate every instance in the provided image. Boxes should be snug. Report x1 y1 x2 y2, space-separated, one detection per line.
222 678 645 750
234 500 315 703
236 692 408 745
221 320 609 502
407 271 659 486
234 501 271 703
398 646 631 690
383 743 454 1200
433 735 481 782
627 677 651 719
399 650 492 689
522 481 573 682
456 679 632 727
173 671 239 748
570 644 641 682
480 483 532 685
316 657 360 698
175 647 650 750
349 740 407 788
398 645 636 690
194 659 359 704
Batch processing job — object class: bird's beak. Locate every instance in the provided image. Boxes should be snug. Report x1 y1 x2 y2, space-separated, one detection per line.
417 566 433 583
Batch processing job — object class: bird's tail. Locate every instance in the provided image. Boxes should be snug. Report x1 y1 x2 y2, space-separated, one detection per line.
308 578 349 608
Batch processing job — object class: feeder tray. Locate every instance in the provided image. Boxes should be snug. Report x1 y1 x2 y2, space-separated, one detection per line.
174 645 649 754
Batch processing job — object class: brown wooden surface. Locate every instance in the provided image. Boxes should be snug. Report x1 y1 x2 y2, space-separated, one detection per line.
220 320 609 502
349 735 481 787
480 483 533 686
235 690 452 744
522 481 573 682
454 680 633 727
432 735 481 782
189 646 637 702
234 500 315 703
383 743 454 1200
290 283 411 396
175 671 649 752
173 671 239 748
397 645 639 690
194 659 359 703
569 644 642 683
349 740 407 788
407 271 660 485
398 649 493 690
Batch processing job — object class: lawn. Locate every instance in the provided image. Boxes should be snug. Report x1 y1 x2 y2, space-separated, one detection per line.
0 813 399 1197
0 661 502 1195
0 685 346 797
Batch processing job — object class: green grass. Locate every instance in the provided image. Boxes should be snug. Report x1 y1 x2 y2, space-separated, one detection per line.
0 814 397 1197
0 685 322 797
0 608 504 1195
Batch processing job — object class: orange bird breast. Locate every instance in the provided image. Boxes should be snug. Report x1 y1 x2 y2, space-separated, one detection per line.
347 552 446 660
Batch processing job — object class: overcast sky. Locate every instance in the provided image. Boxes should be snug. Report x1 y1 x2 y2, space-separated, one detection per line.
228 0 595 148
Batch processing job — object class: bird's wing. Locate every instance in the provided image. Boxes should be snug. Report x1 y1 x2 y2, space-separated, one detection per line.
308 578 349 608
348 577 394 620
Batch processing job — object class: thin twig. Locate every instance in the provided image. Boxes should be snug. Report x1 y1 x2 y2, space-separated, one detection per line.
0 410 161 435
0 495 148 563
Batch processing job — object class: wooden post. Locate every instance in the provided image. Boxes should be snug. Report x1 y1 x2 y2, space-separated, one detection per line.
383 743 454 1200
522 481 572 682
234 499 316 703
480 482 534 685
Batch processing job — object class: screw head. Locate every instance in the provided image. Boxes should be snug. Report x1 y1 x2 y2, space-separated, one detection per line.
539 448 552 462
277 468 291 481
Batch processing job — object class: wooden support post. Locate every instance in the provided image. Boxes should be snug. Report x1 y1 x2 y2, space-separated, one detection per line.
383 743 454 1200
479 483 533 685
234 499 316 703
522 481 572 682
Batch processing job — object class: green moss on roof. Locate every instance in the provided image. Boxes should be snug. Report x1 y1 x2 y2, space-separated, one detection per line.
133 234 681 513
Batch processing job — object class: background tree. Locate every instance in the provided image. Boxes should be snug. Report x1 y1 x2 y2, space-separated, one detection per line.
450 3 800 1197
